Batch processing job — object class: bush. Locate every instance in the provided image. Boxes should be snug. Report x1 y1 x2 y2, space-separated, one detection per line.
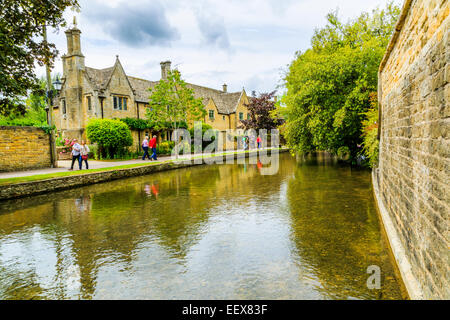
86 119 133 159
361 93 379 168
189 122 217 151
156 141 175 155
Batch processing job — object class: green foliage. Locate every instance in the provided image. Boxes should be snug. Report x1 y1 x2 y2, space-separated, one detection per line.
361 93 379 167
0 76 60 135
86 119 133 158
281 2 400 163
156 141 175 155
119 117 153 130
188 122 214 137
146 69 206 132
0 0 79 116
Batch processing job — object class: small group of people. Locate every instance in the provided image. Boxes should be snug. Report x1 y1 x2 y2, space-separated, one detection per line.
242 135 262 150
142 135 157 161
69 139 90 170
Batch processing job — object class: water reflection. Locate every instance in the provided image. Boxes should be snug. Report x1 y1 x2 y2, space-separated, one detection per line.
0 153 405 299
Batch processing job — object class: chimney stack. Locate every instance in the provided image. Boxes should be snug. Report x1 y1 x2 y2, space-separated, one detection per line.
160 61 171 80
223 84 227 93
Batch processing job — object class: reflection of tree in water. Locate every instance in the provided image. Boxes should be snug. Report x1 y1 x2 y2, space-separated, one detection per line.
286 157 404 299
0 265 47 300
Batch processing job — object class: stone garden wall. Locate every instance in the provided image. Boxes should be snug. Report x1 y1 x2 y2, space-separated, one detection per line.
375 0 449 299
0 126 52 172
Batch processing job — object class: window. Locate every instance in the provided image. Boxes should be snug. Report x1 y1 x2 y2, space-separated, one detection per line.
113 96 128 111
247 113 250 120
209 110 215 119
239 112 244 120
223 115 225 121
62 99 66 115
87 96 92 111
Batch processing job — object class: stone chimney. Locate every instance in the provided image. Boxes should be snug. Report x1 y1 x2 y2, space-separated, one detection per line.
223 84 227 93
160 61 171 80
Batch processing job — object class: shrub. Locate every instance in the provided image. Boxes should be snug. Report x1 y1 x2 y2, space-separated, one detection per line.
156 141 175 155
189 122 217 150
86 119 133 158
361 93 379 168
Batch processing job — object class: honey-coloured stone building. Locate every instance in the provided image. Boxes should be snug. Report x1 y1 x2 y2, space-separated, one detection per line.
54 21 252 149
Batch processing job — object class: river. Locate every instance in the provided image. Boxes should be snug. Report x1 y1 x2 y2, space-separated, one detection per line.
0 152 406 299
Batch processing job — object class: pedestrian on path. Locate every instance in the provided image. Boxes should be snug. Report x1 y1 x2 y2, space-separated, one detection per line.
142 136 150 160
69 139 82 170
149 135 157 160
257 136 262 149
80 140 90 169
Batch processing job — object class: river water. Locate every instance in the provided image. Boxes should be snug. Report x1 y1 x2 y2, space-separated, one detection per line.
0 152 405 299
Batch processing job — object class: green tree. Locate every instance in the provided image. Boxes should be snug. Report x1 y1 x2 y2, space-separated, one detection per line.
361 92 379 167
146 69 206 157
281 2 400 164
0 0 79 116
86 119 133 159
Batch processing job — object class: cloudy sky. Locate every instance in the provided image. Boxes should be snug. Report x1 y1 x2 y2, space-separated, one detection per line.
39 0 402 95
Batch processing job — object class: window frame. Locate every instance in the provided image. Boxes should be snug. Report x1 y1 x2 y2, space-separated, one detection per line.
61 99 66 115
209 110 215 120
87 95 92 111
239 112 244 120
113 95 128 111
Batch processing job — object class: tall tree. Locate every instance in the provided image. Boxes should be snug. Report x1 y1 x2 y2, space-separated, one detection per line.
0 0 79 116
146 69 206 157
281 2 400 163
239 91 283 131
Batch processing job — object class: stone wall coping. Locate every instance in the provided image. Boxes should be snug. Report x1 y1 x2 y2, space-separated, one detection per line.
379 0 414 74
0 125 48 132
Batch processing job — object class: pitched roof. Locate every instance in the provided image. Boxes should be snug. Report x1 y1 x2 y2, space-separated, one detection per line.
127 76 158 103
187 83 243 114
84 65 244 113
85 66 114 90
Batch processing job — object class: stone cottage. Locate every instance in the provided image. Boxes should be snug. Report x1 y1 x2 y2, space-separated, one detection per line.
54 22 252 150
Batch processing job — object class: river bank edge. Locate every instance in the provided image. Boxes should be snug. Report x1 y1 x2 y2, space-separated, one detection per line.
0 148 289 201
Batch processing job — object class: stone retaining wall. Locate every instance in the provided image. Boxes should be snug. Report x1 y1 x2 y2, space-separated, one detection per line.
0 149 288 201
0 126 52 172
377 0 449 299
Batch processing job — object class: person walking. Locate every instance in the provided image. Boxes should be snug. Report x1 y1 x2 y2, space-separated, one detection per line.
142 136 150 160
80 140 90 169
256 136 262 149
69 138 82 170
149 135 157 160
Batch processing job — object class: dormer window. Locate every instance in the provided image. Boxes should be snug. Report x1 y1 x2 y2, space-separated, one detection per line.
209 110 215 119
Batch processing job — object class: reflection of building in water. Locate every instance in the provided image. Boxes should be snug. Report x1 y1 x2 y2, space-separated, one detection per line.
0 155 298 299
